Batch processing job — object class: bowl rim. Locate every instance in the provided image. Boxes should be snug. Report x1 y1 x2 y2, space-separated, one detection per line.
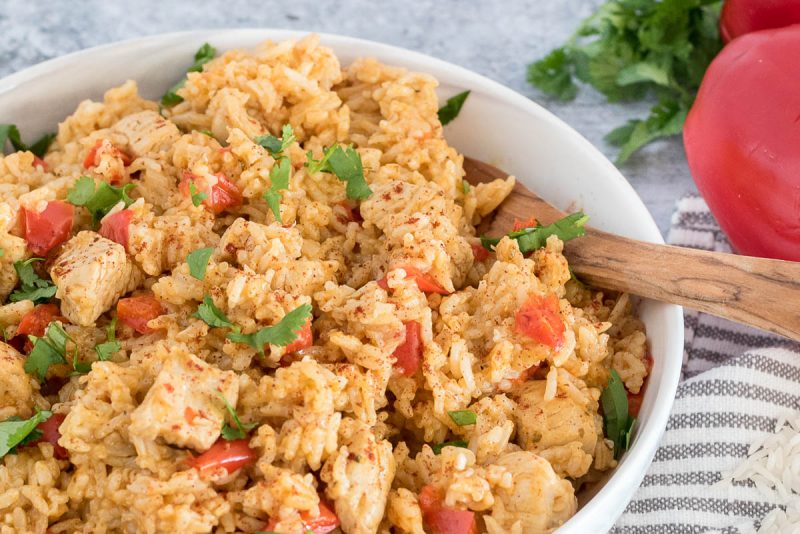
0 29 684 532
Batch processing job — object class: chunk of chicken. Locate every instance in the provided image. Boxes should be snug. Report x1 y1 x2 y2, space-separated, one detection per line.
49 231 141 326
0 342 34 419
321 419 396 534
486 451 576 534
129 350 238 452
511 380 597 478
112 110 181 158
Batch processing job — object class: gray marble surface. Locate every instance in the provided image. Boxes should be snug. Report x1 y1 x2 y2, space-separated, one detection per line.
0 0 697 235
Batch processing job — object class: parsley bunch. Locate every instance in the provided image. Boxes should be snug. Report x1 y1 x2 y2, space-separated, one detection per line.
528 0 722 164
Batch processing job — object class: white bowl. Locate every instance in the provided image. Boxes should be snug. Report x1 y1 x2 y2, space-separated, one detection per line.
0 30 684 533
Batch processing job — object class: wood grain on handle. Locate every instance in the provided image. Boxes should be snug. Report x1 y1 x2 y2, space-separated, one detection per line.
463 157 800 341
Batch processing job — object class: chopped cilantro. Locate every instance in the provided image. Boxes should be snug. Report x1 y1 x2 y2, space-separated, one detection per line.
264 158 291 223
447 410 477 426
431 440 469 455
601 369 635 459
0 409 52 458
188 181 207 207
254 124 295 156
527 0 722 164
161 43 217 107
94 317 120 361
9 258 56 304
194 295 238 331
219 394 257 440
66 176 136 224
187 247 214 280
0 124 55 157
438 90 470 125
481 212 588 254
227 304 312 354
461 180 471 194
24 322 74 381
198 129 214 137
305 145 371 200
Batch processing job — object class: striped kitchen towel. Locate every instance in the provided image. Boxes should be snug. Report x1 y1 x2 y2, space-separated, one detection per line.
613 195 800 533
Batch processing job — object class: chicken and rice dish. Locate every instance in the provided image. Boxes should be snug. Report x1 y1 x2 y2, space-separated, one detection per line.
0 35 650 534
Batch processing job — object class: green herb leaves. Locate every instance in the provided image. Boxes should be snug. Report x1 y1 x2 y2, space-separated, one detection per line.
219 395 257 440
305 145 372 200
66 176 136 224
187 248 214 280
162 43 217 107
447 410 477 426
431 440 469 455
0 124 55 157
0 410 52 458
9 258 56 304
481 212 588 254
438 90 470 126
601 369 635 459
24 322 72 381
257 124 296 223
194 295 238 330
94 318 120 361
188 181 207 207
227 304 312 354
527 0 723 164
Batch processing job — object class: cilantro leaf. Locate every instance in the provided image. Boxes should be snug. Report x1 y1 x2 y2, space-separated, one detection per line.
431 440 469 455
194 295 237 330
601 369 635 459
188 181 208 207
0 410 52 458
24 322 72 381
198 129 214 137
481 212 588 254
94 317 119 361
161 43 217 107
187 247 214 280
0 125 55 157
447 410 477 426
227 304 312 354
527 0 723 163
9 258 56 304
438 90 470 125
306 145 371 200
66 176 136 224
461 180 471 194
264 157 291 223
255 124 295 156
219 394 257 440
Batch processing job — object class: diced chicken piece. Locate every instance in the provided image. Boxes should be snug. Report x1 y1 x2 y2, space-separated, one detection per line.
486 451 576 534
0 342 34 419
112 110 181 158
321 419 395 534
49 231 142 326
129 349 238 452
511 380 597 478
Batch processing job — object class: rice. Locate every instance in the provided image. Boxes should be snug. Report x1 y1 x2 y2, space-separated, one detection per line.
0 34 650 533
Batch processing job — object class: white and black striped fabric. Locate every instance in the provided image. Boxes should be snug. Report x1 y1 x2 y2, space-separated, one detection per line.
612 195 800 533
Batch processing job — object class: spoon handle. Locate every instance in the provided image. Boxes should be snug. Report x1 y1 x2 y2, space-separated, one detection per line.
570 228 800 341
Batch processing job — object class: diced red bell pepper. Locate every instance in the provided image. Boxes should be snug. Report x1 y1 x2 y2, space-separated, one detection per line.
418 485 477 534
180 171 243 215
99 209 133 250
186 438 256 476
15 303 62 352
284 320 313 354
22 200 74 256
515 292 564 350
337 200 363 224
264 499 340 534
377 266 450 295
470 243 490 262
393 321 422 377
31 412 68 460
83 139 132 170
32 156 48 171
116 294 164 334
512 217 538 232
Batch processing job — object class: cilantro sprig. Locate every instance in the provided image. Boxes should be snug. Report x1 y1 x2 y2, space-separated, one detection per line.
66 176 136 224
94 318 120 361
162 43 217 107
227 304 312 354
527 0 722 164
447 410 477 426
438 90 470 126
0 409 52 458
219 395 257 440
194 295 238 330
481 212 588 254
187 248 214 280
9 258 56 304
601 369 636 459
256 124 295 223
25 322 72 381
0 124 55 158
305 145 372 200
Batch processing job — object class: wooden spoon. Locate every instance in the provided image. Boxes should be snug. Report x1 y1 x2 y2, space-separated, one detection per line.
463 157 800 341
